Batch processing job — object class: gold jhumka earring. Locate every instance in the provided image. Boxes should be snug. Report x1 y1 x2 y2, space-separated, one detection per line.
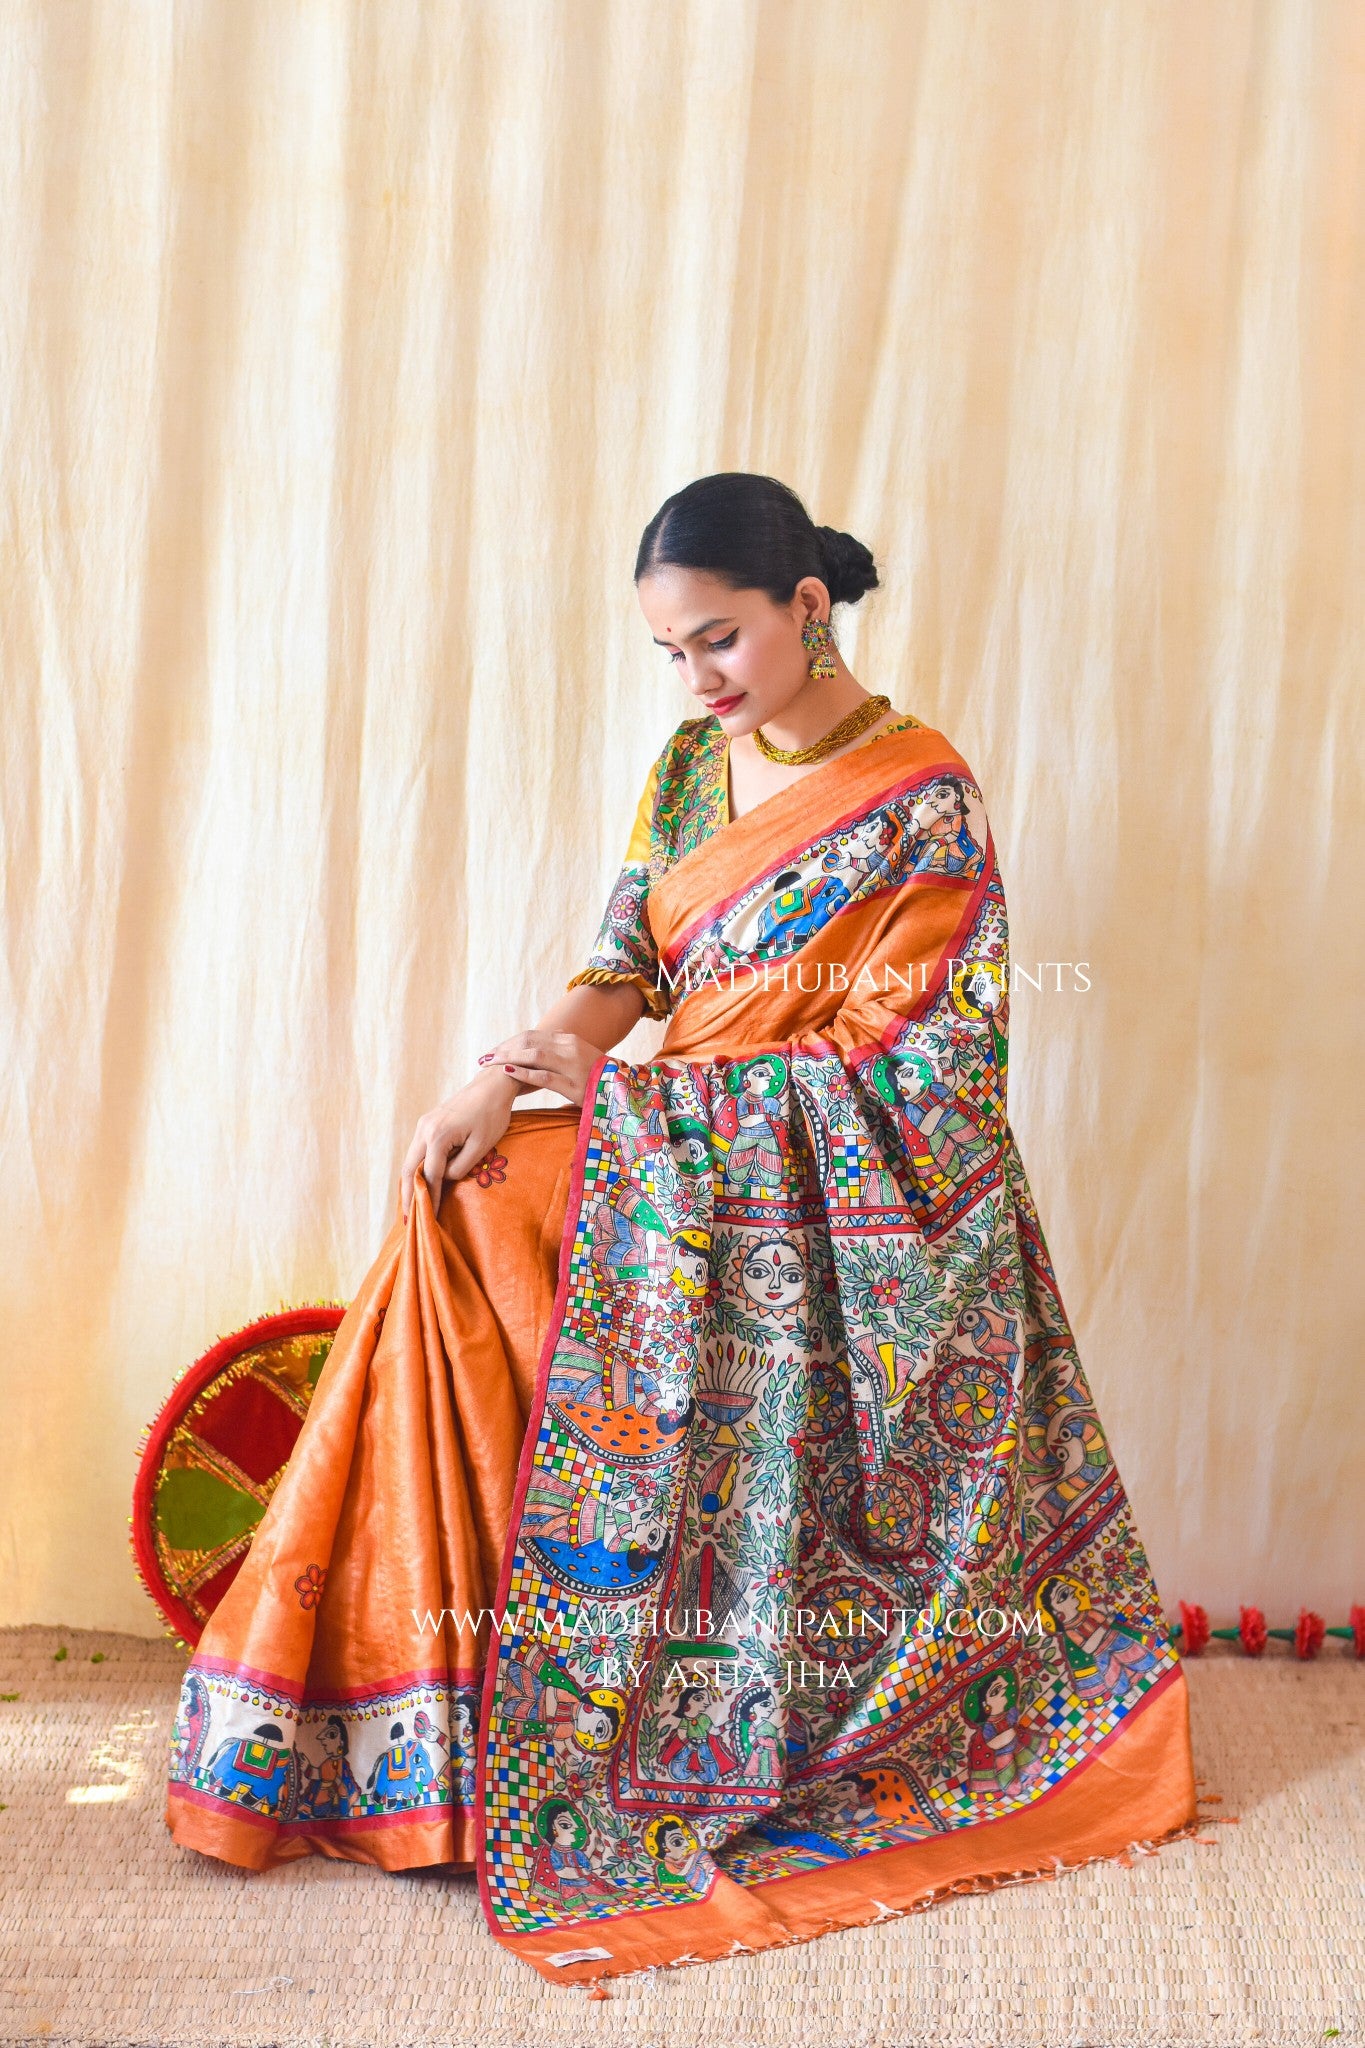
800 612 838 682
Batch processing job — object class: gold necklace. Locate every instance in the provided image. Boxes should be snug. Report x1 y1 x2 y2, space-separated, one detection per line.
753 693 893 766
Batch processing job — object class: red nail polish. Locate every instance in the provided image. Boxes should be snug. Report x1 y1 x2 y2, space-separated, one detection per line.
504 1065 516 1073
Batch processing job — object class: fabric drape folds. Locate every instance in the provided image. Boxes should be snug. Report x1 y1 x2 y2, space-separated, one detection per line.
166 717 1197 1986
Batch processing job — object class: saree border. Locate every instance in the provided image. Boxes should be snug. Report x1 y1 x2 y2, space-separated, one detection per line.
181 1652 479 1703
473 1055 615 1929
657 754 972 974
493 1662 1194 1984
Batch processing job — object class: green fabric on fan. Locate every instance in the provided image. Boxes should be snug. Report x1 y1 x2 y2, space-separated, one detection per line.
156 1466 265 1551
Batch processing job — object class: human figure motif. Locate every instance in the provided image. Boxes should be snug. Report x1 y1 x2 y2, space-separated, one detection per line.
570 1689 627 1754
953 958 1005 1021
891 1049 993 1183
847 1335 907 1475
1035 1574 1158 1704
734 1685 784 1786
602 1069 669 1168
910 776 980 875
365 1719 436 1804
521 1462 670 1558
601 1226 710 1414
819 1763 923 1833
498 1649 627 1760
960 1668 1052 1798
529 1797 614 1902
644 1814 712 1895
170 1671 210 1779
721 1057 787 1191
656 1682 740 1785
299 1713 360 1818
408 1709 454 1800
449 1694 477 1802
498 1648 579 1739
841 808 903 885
591 1179 669 1284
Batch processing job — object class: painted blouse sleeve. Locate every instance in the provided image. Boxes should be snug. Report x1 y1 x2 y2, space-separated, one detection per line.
566 756 671 1020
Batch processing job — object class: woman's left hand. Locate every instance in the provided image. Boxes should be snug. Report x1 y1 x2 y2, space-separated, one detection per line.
477 1030 604 1107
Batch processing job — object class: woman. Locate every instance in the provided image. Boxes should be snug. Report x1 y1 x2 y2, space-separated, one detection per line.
165 472 1198 1988
960 1668 1053 1803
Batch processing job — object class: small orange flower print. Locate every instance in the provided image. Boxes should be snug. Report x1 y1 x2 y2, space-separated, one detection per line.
472 1149 508 1189
295 1564 327 1610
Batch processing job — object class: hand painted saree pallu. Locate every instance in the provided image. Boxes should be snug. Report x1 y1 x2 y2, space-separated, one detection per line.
165 711 1198 1988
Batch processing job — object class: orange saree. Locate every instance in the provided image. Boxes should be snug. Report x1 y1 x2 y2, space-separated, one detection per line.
165 712 1198 1987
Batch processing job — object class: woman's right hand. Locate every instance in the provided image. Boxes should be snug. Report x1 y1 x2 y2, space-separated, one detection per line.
400 1070 521 1221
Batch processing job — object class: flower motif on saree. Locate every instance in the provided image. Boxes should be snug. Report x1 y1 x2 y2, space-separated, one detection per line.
471 1147 508 1188
293 1562 326 1608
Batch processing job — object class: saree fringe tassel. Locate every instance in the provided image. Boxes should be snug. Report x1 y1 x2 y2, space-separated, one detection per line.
578 1806 1236 1999
165 721 1200 1983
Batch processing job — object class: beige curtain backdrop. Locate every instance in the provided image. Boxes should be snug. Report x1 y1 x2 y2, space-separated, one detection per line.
1 0 1361 1635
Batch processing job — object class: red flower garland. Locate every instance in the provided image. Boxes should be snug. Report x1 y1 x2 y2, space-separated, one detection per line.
1237 1604 1268 1656
1175 1601 1362 1657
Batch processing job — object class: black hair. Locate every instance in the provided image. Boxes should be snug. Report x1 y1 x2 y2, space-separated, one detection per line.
925 773 970 819
586 1698 622 1738
1035 1576 1075 1624
635 472 879 609
535 1795 580 1843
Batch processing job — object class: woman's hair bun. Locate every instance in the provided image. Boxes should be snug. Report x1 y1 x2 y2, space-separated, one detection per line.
634 473 880 609
815 525 879 606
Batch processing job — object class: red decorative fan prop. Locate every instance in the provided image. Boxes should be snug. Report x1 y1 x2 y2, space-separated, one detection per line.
131 1306 346 1645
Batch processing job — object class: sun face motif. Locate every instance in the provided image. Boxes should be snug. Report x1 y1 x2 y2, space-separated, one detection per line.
740 1239 806 1311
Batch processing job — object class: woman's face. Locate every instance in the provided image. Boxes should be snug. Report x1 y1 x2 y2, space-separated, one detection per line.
575 1704 614 1749
984 1675 1009 1717
660 1822 694 1867
846 816 888 861
742 1241 806 1308
916 774 961 823
625 1501 668 1551
637 565 826 732
673 1246 708 1296
551 1810 577 1845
